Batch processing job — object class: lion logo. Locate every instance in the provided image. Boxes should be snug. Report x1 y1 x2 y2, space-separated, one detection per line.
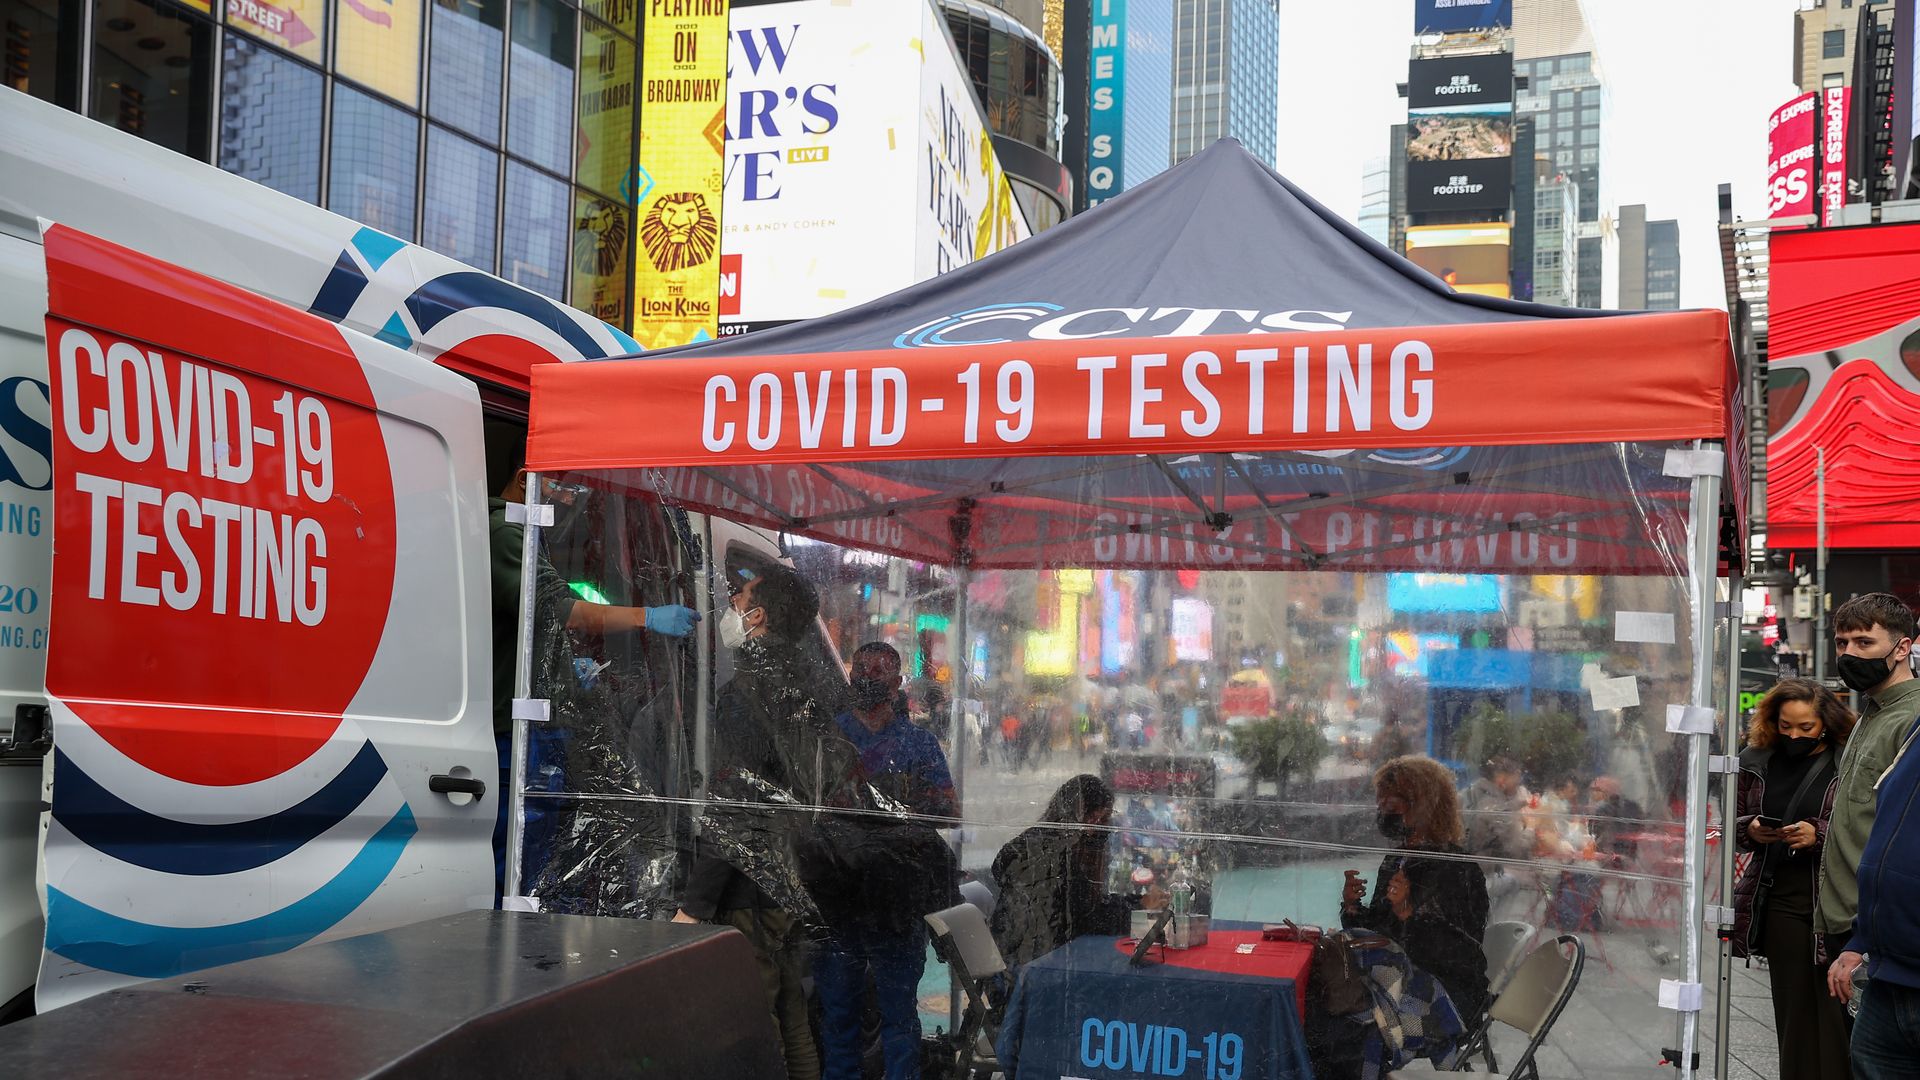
573 198 628 279
639 191 718 273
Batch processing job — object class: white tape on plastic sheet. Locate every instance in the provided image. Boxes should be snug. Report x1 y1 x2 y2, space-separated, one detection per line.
1666 704 1717 735
504 502 555 526
512 698 552 722
1662 448 1726 479
1658 979 1703 1012
1589 675 1640 711
1615 611 1676 644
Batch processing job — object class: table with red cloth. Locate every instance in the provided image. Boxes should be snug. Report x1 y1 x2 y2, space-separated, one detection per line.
995 929 1315 1080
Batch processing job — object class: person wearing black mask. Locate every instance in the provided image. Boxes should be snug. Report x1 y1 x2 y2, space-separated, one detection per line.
1816 594 1920 984
1733 679 1855 1080
815 642 957 1080
1312 756 1489 1080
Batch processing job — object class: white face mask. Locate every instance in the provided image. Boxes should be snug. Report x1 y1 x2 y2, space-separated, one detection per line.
719 607 752 649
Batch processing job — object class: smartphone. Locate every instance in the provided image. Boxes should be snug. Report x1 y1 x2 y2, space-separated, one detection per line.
1754 815 1784 829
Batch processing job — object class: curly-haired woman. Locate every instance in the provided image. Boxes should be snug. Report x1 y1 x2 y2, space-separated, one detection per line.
1311 755 1491 1080
1733 678 1855 1080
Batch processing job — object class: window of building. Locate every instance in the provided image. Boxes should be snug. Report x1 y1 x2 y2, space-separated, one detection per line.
226 0 323 64
1562 55 1589 74
329 82 418 240
1824 71 1845 87
90 0 214 161
4 0 83 108
1579 147 1597 164
1580 107 1599 125
508 0 574 177
423 124 498 270
429 0 507 142
219 35 322 203
1824 30 1846 59
575 18 635 201
335 0 423 106
571 188 627 326
503 160 568 299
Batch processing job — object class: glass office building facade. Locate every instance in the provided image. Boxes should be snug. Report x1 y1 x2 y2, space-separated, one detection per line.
938 0 1071 232
4 0 640 325
1514 51 1603 308
1170 0 1277 167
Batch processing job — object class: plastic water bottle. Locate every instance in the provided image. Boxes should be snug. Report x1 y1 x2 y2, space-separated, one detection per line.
1170 863 1194 916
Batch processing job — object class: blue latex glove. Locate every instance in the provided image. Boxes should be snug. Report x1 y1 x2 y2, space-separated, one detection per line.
644 604 701 637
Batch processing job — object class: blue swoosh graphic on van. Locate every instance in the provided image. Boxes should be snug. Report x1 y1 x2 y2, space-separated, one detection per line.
403 273 610 359
45 804 417 980
50 741 389 876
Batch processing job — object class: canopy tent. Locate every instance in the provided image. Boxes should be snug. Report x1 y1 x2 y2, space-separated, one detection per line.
515 142 1746 1076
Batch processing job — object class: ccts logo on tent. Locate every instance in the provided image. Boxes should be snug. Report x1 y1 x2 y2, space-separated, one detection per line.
893 302 1358 349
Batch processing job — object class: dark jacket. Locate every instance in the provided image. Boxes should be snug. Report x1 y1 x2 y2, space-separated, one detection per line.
1846 713 1920 988
1342 844 1491 1022
1732 744 1840 964
990 825 1135 967
679 637 860 921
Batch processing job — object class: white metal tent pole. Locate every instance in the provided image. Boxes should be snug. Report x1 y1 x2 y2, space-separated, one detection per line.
1676 441 1724 1073
1713 562 1743 1080
505 476 544 902
1816 446 1828 684
947 507 974 1034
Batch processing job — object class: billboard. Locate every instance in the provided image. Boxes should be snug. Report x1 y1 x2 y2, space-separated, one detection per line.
1822 85 1852 227
631 0 728 348
1386 573 1504 614
1406 158 1512 212
227 0 325 64
1169 597 1212 663
1405 222 1511 297
1406 59 1512 214
1766 222 1920 549
1086 0 1127 207
718 0 1032 333
1414 0 1512 35
1767 93 1818 220
1407 54 1512 110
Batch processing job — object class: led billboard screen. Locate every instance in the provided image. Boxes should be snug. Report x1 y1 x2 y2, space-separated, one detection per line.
1767 93 1818 220
719 0 1031 334
1406 158 1512 212
1407 54 1513 110
1387 573 1504 614
1405 223 1511 297
1414 0 1513 34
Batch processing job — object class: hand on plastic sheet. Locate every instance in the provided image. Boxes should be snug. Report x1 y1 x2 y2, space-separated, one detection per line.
643 605 701 636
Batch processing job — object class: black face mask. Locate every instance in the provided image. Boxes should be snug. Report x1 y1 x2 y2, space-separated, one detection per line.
1376 811 1411 841
1779 736 1821 759
850 677 896 709
1837 648 1900 694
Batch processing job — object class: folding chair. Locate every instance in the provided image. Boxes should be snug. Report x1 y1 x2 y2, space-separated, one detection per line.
925 902 1008 1080
1456 921 1536 1073
1390 934 1584 1079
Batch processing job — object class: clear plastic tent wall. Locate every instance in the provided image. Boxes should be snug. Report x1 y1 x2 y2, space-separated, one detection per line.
509 309 1740 1079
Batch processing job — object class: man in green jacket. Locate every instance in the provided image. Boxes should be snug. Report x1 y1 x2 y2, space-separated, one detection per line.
1815 593 1920 966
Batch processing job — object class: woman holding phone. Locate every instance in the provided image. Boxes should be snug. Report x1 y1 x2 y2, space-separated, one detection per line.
1732 679 1855 1080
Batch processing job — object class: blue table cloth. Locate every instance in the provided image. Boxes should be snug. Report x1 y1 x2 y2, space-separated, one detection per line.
996 935 1314 1080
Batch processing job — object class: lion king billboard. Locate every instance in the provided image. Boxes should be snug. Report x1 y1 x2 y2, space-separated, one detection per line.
718 0 1033 336
631 0 729 350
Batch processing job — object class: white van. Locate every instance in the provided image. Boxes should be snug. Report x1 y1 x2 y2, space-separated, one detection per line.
0 87 791 1020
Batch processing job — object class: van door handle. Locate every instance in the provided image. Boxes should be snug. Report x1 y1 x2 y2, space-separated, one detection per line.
429 775 487 799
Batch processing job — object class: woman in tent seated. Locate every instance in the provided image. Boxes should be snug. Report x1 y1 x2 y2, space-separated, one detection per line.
990 774 1165 968
1312 755 1491 1080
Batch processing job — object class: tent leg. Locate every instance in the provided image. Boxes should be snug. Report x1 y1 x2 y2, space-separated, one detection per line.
948 562 972 1035
505 477 545 903
1675 442 1723 1074
1714 565 1742 1080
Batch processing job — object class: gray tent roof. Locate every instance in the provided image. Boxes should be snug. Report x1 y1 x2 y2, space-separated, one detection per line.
655 138 1617 361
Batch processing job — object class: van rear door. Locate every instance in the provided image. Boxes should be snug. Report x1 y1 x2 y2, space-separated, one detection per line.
34 224 494 1009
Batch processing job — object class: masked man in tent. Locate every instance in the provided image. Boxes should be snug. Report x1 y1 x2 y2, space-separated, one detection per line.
673 564 854 1080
